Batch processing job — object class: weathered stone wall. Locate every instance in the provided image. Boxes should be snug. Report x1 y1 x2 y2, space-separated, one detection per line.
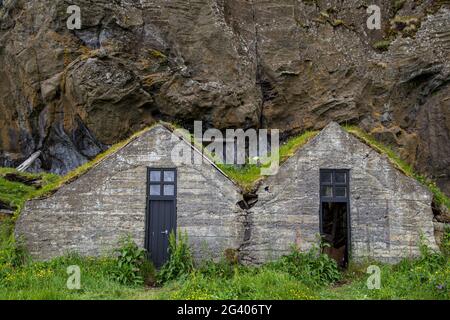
15 122 438 264
15 125 245 261
243 122 438 264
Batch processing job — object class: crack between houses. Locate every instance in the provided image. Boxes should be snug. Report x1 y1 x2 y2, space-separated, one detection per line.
236 190 259 263
237 208 253 264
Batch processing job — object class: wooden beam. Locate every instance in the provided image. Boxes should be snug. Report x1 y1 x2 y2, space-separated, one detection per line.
16 151 41 172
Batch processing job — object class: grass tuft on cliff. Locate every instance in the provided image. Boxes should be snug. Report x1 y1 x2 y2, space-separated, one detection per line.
344 125 450 210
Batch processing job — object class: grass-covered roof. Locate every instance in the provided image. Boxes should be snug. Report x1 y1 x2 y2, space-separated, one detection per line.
0 122 448 218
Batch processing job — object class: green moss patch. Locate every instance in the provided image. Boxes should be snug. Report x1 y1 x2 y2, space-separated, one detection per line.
217 131 319 192
163 122 319 192
372 40 391 51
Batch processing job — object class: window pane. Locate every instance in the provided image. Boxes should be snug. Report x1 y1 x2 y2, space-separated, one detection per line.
335 186 347 197
321 186 333 197
164 185 175 196
320 172 332 183
164 171 175 182
335 172 347 184
150 171 161 182
150 185 160 196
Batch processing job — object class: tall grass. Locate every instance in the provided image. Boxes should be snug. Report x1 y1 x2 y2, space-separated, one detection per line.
320 244 449 300
0 236 448 300
158 245 340 300
162 268 319 300
0 239 158 300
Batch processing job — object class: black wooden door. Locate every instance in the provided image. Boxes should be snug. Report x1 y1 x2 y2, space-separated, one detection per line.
145 168 177 268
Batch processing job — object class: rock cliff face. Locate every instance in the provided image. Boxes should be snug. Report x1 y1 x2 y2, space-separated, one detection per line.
0 0 449 194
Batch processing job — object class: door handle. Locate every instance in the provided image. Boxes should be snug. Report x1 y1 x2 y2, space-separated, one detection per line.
161 230 168 235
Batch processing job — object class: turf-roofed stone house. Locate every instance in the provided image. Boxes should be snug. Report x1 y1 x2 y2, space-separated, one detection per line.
15 124 245 267
15 122 438 266
242 122 438 265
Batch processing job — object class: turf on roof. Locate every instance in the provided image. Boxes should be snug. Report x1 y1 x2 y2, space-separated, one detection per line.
0 123 448 215
344 125 450 210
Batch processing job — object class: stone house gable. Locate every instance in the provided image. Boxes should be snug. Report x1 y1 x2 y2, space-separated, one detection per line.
15 124 245 261
15 122 438 265
242 122 437 264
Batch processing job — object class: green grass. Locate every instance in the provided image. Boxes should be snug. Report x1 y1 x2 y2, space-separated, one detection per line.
0 256 446 300
48 125 156 194
278 131 318 162
157 239 450 300
0 254 159 300
0 169 60 214
344 125 450 209
217 131 319 192
216 164 263 192
319 250 449 299
159 268 320 300
3 122 445 208
165 122 318 192
0 232 448 300
1 123 449 300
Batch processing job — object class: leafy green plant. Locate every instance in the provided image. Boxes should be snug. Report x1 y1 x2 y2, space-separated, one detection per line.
157 231 194 284
0 219 28 268
266 245 341 287
441 226 450 257
197 259 238 280
111 236 152 286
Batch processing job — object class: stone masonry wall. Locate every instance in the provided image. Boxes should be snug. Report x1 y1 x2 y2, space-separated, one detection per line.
15 122 438 264
242 122 438 264
15 125 245 261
